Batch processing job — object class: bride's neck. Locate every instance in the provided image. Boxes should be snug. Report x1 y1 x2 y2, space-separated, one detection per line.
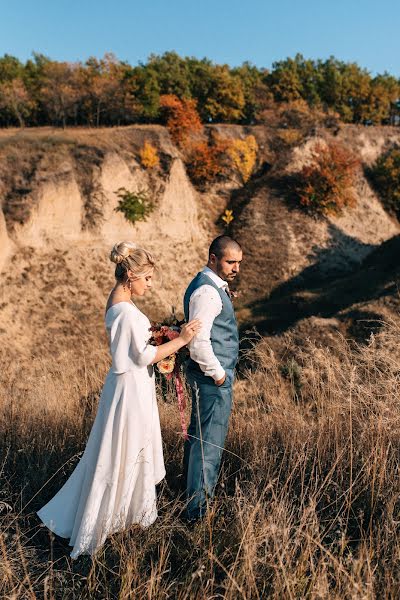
112 283 132 300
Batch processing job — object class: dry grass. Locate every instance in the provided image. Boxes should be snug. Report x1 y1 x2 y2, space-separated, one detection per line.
1 323 400 599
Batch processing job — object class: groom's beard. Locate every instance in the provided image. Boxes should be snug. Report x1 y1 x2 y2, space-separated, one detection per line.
226 273 238 281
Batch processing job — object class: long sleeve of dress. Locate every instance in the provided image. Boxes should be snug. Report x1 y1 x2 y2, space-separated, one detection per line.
109 306 157 373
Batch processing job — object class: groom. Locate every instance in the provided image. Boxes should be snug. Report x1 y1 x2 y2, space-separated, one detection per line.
183 235 242 521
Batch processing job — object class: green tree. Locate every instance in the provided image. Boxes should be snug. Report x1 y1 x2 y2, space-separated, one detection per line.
146 52 191 98
267 55 304 102
130 65 161 121
231 62 272 122
0 54 24 82
368 149 400 217
204 65 245 122
368 74 400 124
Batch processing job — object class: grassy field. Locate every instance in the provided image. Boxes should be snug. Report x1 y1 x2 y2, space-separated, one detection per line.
1 324 400 599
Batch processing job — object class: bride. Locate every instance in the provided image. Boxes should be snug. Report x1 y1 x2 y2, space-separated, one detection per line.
37 241 200 558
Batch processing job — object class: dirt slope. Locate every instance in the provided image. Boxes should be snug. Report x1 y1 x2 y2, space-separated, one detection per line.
239 234 400 343
0 127 212 364
228 126 400 305
0 124 399 367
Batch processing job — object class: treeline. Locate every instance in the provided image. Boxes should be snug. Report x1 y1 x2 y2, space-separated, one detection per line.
0 51 399 128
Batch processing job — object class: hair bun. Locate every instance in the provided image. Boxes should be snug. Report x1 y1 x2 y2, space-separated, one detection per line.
110 241 137 264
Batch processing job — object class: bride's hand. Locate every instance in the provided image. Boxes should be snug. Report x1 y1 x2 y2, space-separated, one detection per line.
180 319 201 344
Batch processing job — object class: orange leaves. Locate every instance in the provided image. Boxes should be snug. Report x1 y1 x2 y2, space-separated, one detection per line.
293 142 359 216
186 134 259 188
159 94 202 147
186 137 231 187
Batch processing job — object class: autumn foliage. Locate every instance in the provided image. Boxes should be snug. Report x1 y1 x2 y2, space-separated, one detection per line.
293 142 359 216
159 94 202 147
1 51 400 128
186 137 231 186
139 141 160 169
227 135 258 183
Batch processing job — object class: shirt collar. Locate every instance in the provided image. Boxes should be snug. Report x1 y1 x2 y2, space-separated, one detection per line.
202 266 229 290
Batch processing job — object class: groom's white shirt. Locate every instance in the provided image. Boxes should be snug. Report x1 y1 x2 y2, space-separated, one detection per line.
188 266 228 382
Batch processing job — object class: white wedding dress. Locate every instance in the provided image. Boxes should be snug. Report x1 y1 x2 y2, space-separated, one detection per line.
37 301 165 558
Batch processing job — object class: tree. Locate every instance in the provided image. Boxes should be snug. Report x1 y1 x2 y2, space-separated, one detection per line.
202 66 245 122
367 74 400 124
0 54 24 82
231 62 272 123
40 61 80 127
130 65 161 121
146 52 191 98
267 55 304 102
0 78 34 127
159 94 202 146
83 54 128 126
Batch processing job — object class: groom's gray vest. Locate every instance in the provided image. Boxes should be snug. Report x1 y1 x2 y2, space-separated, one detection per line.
184 272 239 375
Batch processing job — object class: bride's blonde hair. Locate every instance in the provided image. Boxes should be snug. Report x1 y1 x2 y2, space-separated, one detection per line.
110 241 156 281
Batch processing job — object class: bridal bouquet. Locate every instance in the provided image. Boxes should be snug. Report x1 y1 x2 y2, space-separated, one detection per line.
149 313 189 439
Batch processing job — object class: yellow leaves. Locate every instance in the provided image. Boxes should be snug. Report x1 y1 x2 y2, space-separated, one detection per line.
227 135 258 183
139 141 160 169
221 209 234 225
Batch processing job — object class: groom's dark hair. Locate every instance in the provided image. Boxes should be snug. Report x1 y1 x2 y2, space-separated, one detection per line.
209 235 242 259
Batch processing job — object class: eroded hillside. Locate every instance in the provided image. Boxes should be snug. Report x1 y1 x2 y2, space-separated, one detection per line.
0 123 399 366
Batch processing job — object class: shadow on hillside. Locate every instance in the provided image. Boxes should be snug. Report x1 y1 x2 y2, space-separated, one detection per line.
217 161 273 228
240 233 400 336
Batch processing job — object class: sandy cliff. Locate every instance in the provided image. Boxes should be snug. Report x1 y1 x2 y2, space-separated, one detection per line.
0 124 399 365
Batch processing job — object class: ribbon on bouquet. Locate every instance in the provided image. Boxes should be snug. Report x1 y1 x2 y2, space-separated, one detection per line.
174 368 189 441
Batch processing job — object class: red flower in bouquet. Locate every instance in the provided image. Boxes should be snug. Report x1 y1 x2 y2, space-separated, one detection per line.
149 312 189 439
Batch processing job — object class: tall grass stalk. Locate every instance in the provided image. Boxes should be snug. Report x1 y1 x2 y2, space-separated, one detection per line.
1 325 400 598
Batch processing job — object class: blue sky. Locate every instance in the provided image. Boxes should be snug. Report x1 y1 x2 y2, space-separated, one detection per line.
1 0 399 76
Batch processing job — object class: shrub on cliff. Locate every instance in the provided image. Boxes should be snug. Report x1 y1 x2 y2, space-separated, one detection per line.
186 137 230 187
367 148 400 218
114 188 153 223
139 141 160 169
227 135 258 183
292 142 359 216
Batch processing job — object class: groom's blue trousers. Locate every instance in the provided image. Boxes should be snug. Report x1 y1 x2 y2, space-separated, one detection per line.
183 368 233 520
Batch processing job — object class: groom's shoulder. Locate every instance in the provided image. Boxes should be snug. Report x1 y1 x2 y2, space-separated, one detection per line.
185 273 220 301
186 271 210 289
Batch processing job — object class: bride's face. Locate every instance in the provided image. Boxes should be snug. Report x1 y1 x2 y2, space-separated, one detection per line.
130 269 154 296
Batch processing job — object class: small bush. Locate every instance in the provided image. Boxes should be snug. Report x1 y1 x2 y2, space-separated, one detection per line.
292 142 359 216
114 188 153 223
276 128 305 147
139 141 160 169
367 148 400 218
227 135 258 183
186 137 230 187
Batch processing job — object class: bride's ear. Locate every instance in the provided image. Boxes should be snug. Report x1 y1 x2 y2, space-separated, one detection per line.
126 269 135 281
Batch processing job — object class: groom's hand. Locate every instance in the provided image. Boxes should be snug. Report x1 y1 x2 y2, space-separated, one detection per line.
215 374 226 386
